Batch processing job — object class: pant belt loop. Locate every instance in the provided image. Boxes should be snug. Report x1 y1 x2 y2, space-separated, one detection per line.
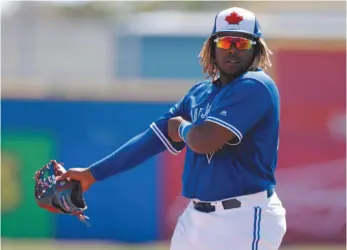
267 187 274 198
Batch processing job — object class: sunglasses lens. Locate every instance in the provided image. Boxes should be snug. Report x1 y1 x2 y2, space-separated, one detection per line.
216 37 254 51
216 38 232 49
237 39 253 50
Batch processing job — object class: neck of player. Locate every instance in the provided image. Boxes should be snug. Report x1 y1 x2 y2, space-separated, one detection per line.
218 73 236 87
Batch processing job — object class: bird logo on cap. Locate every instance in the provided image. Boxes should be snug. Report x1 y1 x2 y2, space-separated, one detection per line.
225 11 243 25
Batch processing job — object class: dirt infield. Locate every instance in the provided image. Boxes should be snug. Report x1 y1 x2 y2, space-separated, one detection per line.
1 239 345 250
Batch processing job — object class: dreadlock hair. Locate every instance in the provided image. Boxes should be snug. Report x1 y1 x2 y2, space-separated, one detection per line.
198 35 273 81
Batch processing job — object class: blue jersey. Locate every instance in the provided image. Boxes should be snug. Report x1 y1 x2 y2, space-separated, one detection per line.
151 69 280 201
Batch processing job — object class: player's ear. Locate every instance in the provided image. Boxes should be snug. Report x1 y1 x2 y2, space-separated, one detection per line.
253 39 261 57
210 39 217 64
211 36 216 52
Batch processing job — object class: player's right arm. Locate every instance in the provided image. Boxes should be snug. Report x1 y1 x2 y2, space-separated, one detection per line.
86 97 187 182
59 95 188 187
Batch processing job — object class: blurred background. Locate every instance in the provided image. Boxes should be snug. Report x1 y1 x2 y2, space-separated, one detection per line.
1 1 346 250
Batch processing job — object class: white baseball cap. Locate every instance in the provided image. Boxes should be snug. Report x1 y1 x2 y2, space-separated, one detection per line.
211 7 262 39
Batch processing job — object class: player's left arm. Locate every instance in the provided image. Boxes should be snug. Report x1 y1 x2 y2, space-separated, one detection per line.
172 81 272 154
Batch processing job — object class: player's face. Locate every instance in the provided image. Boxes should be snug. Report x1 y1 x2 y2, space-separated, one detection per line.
214 32 257 77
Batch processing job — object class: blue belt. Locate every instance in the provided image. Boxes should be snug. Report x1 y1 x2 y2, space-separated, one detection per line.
193 188 274 213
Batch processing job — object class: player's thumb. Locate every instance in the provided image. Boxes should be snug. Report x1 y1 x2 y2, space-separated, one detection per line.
57 170 73 180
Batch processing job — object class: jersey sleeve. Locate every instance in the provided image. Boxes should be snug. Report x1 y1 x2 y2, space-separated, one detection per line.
149 97 186 155
205 80 271 145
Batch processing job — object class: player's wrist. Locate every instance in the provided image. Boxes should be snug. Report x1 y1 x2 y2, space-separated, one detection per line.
86 169 96 182
87 167 99 182
178 121 193 143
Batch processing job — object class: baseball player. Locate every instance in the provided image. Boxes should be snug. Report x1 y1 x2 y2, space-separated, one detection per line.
59 7 287 250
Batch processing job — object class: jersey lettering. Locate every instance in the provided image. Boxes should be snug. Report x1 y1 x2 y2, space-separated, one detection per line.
191 103 222 164
191 103 212 123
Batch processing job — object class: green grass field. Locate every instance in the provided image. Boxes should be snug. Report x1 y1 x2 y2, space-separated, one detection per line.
1 239 345 250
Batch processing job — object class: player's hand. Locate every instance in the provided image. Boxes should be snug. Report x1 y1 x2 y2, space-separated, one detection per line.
57 168 96 192
168 116 186 142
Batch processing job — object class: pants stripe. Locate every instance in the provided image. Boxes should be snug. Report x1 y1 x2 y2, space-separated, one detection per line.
252 206 262 250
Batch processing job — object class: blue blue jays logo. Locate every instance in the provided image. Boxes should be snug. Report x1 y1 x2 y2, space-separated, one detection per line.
190 103 220 164
190 103 212 123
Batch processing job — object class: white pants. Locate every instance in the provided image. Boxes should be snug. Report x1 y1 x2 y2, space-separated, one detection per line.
170 191 287 250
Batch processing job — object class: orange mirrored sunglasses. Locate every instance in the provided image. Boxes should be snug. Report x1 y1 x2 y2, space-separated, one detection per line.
214 36 257 51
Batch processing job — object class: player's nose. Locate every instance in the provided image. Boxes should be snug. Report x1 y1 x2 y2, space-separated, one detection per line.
228 43 239 54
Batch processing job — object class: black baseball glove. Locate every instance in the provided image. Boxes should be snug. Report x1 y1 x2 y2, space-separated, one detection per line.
33 160 90 226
